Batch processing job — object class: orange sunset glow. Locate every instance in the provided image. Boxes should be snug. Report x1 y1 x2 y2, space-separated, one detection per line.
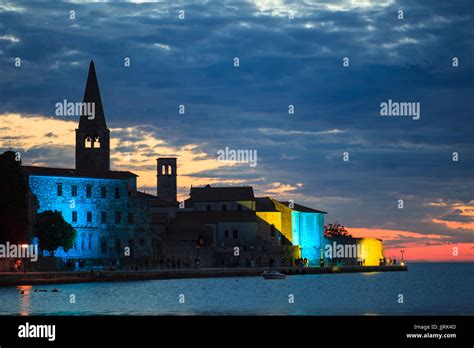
348 227 474 262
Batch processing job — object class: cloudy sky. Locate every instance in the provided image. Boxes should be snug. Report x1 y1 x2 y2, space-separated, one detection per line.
0 0 473 261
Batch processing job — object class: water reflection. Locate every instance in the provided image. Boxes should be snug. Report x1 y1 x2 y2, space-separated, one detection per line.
17 285 32 316
362 272 380 276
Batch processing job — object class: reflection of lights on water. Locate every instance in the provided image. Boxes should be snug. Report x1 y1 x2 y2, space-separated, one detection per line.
17 285 32 316
362 272 380 276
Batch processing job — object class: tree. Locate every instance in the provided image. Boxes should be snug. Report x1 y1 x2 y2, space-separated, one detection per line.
324 222 352 238
34 210 76 256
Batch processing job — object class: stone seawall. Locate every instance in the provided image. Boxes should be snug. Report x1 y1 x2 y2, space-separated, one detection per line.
0 265 407 287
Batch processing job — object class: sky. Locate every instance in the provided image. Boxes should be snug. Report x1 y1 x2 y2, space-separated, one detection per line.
0 0 473 261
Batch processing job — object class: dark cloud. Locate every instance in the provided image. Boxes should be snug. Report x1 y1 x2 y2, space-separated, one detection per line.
438 209 474 223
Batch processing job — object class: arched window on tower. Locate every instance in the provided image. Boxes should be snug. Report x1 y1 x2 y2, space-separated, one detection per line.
94 136 101 148
162 165 167 175
168 164 172 175
85 136 92 148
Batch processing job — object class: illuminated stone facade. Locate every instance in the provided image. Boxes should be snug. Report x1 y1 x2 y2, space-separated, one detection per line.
26 173 152 262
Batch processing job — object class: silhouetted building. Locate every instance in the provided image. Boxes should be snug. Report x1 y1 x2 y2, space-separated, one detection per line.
156 157 177 203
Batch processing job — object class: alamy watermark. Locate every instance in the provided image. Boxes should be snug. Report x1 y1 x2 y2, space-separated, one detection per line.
18 322 55 341
324 241 365 259
217 146 257 167
0 242 38 262
380 99 420 120
55 100 95 120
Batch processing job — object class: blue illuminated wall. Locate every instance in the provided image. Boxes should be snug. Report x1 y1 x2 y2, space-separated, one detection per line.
291 211 324 266
28 175 151 261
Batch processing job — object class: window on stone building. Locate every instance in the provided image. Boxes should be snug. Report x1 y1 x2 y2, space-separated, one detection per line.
94 136 101 148
100 239 107 254
86 185 92 198
101 186 107 198
224 230 229 238
101 211 107 223
115 212 121 224
71 185 77 197
162 165 166 175
72 211 77 222
207 204 211 211
81 235 85 250
87 211 92 223
115 187 120 199
167 165 172 175
89 234 92 250
233 230 238 239
128 213 134 224
57 183 62 196
222 204 227 211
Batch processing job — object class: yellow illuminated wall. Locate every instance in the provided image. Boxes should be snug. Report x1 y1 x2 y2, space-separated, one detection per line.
256 211 282 241
256 212 281 231
357 238 384 266
269 199 294 244
237 200 256 211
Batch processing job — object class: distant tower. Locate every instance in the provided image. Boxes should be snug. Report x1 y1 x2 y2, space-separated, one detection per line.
157 158 177 202
75 60 110 172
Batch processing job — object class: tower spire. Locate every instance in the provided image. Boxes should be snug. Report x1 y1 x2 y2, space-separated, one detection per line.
75 60 110 172
79 60 107 129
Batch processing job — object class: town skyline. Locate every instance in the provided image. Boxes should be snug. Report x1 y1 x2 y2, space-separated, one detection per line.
0 0 473 261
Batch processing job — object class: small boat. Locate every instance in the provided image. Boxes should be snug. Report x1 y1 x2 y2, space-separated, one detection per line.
262 270 286 280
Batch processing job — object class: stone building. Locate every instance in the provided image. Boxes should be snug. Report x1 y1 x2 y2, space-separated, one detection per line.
151 181 328 267
20 61 154 266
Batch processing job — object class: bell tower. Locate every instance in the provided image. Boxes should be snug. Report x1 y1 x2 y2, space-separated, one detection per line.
75 60 110 172
157 158 177 202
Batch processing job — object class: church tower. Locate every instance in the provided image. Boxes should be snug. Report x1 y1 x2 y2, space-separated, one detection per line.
157 158 177 202
75 60 110 172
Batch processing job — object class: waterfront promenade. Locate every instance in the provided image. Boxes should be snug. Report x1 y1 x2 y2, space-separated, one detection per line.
0 265 407 287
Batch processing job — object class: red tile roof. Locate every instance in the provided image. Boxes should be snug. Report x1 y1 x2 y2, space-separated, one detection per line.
190 185 254 202
150 197 177 207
